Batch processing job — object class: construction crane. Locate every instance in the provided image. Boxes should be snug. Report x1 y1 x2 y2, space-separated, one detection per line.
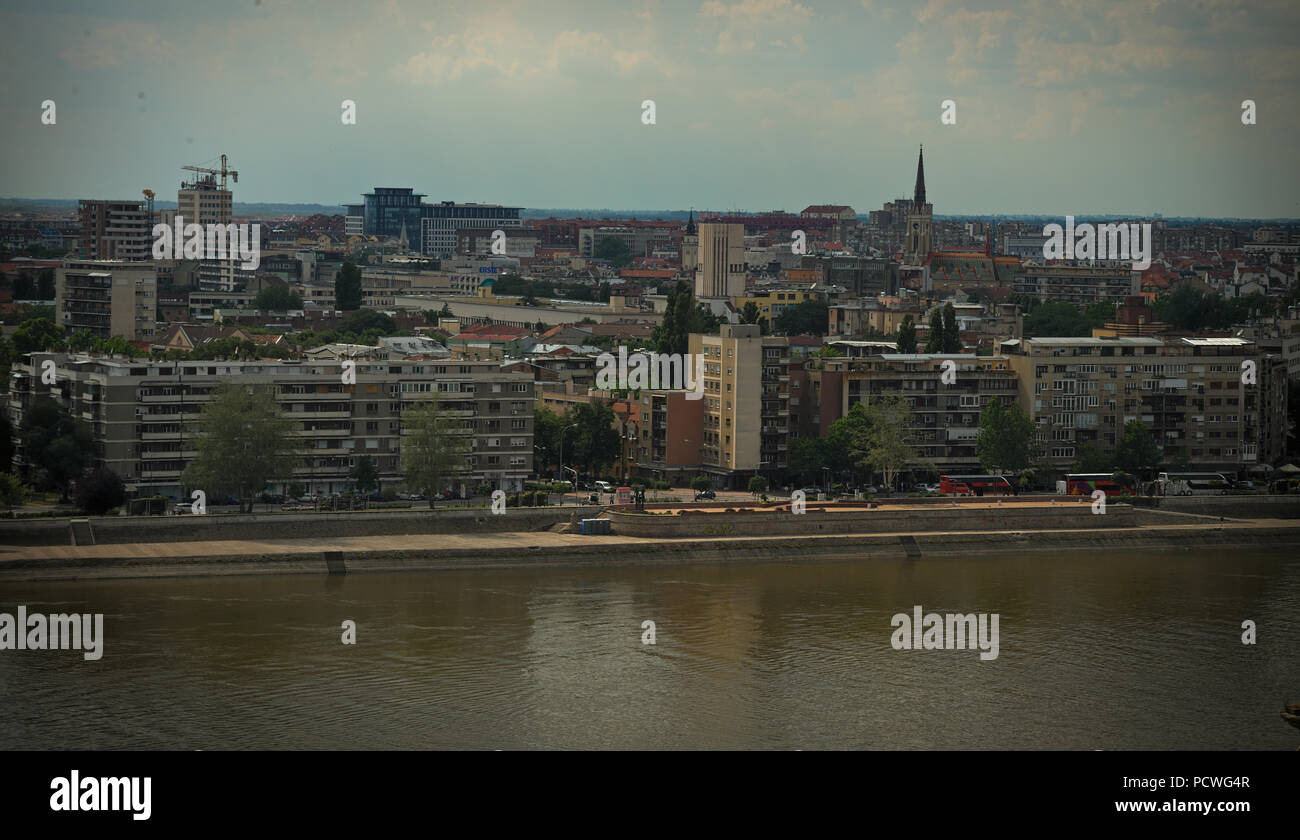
182 154 238 190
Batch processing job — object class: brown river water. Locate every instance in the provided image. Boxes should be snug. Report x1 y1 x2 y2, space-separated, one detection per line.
1 548 1297 749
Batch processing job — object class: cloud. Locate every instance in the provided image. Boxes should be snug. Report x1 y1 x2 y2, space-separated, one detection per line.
59 22 180 70
698 0 813 54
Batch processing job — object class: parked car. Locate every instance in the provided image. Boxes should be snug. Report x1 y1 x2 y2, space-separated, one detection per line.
594 480 614 493
862 485 880 495
173 502 196 515
694 489 716 501
798 487 823 498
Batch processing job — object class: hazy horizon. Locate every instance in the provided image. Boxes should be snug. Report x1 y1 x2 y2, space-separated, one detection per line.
2 1 1298 218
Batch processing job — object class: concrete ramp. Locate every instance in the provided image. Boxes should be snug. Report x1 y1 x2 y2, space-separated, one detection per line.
69 519 95 546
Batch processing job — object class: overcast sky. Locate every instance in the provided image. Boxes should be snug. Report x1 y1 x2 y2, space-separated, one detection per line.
2 0 1297 217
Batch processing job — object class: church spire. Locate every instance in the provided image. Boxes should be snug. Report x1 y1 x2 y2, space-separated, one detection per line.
913 145 926 208
684 208 696 235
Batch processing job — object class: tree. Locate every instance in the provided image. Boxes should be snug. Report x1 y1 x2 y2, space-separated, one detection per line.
12 317 64 355
789 436 827 481
976 399 1041 473
897 315 917 354
862 395 917 491
334 260 363 311
0 411 15 474
741 301 762 325
924 309 944 353
691 474 712 493
594 236 632 268
401 395 471 506
748 475 769 497
1115 419 1162 478
654 280 706 355
568 401 620 477
534 320 546 333
1072 442 1111 473
438 303 454 318
36 268 56 300
533 406 564 477
75 467 126 515
350 455 378 493
773 299 829 336
18 397 95 499
254 284 303 311
941 302 961 352
0 472 23 508
827 402 874 479
182 383 301 513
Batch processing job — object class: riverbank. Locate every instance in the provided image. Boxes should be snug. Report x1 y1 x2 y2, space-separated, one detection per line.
3 518 1298 581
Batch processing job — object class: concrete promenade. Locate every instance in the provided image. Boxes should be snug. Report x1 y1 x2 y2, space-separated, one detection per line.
3 514 1299 581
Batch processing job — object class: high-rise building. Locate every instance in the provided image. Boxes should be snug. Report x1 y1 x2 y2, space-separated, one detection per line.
77 200 151 261
902 146 933 265
177 175 232 227
362 187 426 241
421 202 523 257
695 222 746 298
635 325 792 486
56 260 158 341
343 204 364 237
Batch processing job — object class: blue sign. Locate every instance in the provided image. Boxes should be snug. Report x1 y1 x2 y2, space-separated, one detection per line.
477 266 499 274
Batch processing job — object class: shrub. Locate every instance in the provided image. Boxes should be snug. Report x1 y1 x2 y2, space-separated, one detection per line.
75 468 126 516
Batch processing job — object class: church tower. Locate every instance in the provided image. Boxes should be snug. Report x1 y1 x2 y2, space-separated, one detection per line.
681 208 699 276
903 146 933 265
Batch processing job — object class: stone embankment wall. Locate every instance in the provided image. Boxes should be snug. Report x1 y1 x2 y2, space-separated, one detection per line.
0 506 602 546
608 501 1147 538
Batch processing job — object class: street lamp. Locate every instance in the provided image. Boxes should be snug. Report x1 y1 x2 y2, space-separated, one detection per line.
558 422 578 492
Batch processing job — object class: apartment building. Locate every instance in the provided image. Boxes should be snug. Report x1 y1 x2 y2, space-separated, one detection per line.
1001 336 1287 473
807 353 1018 471
56 260 158 342
798 254 899 297
7 354 534 497
1012 261 1139 305
77 199 151 261
734 288 821 322
187 290 256 321
632 325 790 487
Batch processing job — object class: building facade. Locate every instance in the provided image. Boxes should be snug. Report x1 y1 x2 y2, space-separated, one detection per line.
421 202 523 257
1002 336 1287 473
695 222 746 299
7 355 535 498
77 200 151 261
56 260 157 341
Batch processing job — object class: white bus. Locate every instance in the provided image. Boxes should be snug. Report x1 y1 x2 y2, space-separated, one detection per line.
1157 472 1232 496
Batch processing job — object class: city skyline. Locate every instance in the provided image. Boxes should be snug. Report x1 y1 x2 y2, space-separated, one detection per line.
1 0 1298 217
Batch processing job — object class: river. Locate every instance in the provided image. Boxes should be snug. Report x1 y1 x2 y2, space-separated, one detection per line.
2 548 1297 749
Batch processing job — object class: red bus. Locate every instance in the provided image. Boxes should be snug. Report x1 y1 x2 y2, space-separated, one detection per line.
938 475 1015 496
1065 472 1136 498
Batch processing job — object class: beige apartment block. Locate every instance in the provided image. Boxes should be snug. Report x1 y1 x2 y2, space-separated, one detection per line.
1001 336 1287 473
56 260 158 342
7 354 534 498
